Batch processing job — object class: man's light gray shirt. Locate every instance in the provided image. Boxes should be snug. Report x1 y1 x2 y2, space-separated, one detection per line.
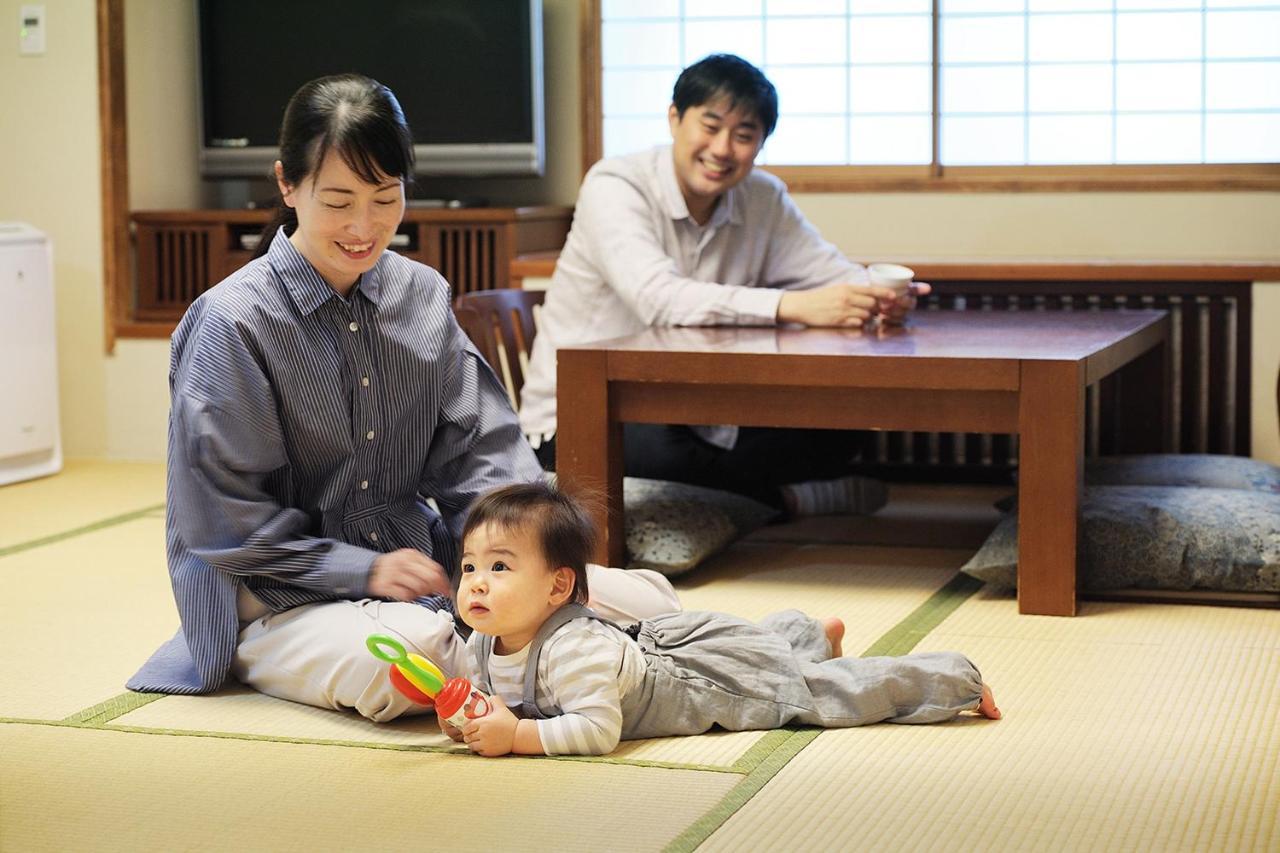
518 145 867 442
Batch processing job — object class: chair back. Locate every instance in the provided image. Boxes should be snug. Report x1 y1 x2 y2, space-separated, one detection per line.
455 288 546 410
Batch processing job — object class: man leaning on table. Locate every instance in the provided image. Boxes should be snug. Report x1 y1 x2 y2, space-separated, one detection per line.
520 53 930 518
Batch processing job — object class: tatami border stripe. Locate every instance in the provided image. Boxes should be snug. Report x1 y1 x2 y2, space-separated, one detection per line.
665 730 821 853
62 691 166 725
861 572 986 658
0 503 165 558
0 717 764 773
662 570 986 852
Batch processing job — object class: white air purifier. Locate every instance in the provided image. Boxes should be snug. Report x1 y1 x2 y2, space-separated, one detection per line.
0 223 62 485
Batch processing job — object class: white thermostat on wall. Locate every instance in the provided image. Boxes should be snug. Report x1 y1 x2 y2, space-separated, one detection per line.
19 5 46 56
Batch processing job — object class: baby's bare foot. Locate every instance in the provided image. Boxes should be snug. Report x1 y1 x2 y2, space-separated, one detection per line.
977 683 1001 719
822 617 845 658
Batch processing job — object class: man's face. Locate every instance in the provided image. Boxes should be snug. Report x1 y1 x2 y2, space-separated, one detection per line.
668 96 764 221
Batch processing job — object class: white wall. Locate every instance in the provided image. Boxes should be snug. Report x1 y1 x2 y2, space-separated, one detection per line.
1 0 1276 463
795 192 1280 262
0 0 108 458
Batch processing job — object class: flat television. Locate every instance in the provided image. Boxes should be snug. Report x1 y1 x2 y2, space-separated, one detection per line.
197 0 544 179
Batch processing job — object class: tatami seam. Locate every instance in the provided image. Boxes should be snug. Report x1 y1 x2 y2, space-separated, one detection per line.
662 570 985 853
0 717 758 774
0 503 166 559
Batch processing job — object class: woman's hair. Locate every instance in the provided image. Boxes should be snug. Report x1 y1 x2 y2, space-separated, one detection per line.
462 482 595 605
252 73 415 259
672 53 779 140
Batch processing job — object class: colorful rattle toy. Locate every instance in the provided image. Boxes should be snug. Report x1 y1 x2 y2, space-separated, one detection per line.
365 634 494 727
366 634 444 707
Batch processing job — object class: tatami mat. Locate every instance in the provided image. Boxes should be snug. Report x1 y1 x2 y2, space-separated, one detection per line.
7 462 1276 852
0 723 742 853
113 685 452 747
930 586 1280 651
0 460 165 551
745 483 1008 550
0 517 176 720
112 685 779 771
676 541 973 655
699 590 1280 852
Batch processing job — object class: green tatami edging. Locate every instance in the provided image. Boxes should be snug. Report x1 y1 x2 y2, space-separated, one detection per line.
661 570 986 853
0 503 165 559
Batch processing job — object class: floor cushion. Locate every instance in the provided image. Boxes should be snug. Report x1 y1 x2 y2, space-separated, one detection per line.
962 485 1280 593
1086 454 1280 493
542 472 780 577
622 478 780 577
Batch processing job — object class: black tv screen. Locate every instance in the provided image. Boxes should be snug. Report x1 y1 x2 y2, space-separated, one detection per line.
198 0 544 178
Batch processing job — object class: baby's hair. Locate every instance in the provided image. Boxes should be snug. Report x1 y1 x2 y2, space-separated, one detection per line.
462 481 594 604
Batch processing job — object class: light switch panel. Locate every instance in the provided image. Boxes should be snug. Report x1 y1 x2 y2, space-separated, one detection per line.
20 5 46 56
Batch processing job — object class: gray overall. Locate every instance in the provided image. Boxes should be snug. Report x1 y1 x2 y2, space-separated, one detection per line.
474 604 983 741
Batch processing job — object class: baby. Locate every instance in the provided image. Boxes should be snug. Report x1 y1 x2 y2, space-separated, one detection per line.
443 482 1000 756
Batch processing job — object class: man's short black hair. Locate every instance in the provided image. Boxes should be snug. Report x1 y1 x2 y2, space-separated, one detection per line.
672 53 779 139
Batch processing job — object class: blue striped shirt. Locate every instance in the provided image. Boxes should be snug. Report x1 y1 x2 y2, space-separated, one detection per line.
128 228 542 694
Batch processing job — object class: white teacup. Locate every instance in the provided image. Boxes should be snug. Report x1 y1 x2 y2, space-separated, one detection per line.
867 263 915 297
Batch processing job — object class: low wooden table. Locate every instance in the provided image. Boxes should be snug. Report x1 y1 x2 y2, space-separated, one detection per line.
556 310 1170 616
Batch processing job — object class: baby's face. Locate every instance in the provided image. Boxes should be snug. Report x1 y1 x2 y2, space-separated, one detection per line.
458 522 567 655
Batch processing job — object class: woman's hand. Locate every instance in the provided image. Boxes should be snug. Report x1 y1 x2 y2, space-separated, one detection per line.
368 549 451 601
461 702 520 757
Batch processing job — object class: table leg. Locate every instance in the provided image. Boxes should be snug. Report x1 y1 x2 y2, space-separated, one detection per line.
556 350 625 566
1115 339 1171 454
1017 360 1084 616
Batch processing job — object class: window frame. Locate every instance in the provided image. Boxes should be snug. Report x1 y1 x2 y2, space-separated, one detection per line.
581 0 1280 192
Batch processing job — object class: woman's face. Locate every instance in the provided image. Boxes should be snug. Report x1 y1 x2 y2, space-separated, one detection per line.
276 151 405 293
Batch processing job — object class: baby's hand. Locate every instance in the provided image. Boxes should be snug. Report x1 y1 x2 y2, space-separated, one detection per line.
439 715 464 743
462 702 519 757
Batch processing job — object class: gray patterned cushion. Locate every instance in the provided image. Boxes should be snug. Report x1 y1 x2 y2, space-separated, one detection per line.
962 486 1280 593
623 478 780 576
541 472 781 577
1086 454 1280 494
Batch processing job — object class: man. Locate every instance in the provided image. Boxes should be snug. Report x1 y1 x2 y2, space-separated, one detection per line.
519 54 929 516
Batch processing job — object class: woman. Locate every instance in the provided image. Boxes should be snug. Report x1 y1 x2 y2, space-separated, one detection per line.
128 74 678 721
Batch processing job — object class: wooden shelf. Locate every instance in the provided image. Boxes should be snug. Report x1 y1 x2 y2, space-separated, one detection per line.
510 253 1280 285
127 206 572 328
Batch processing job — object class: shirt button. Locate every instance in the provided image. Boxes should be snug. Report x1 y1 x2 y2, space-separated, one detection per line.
366 430 375 441
335 586 350 595
361 377 370 387
369 531 379 542
361 480 369 490
349 321 359 332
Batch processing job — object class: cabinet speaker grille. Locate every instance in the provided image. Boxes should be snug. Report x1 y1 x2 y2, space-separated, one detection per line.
436 226 501 297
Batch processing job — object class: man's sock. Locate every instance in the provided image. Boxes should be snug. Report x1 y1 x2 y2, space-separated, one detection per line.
781 475 889 517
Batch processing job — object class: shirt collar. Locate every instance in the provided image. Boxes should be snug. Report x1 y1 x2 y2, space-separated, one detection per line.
655 144 741 229
267 226 383 314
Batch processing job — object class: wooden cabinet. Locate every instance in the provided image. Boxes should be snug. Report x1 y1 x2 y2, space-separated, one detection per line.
129 207 571 323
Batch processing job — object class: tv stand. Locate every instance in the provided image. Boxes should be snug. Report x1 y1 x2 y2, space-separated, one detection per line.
129 206 571 323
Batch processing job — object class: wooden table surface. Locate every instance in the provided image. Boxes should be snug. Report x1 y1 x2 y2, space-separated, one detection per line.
556 309 1170 617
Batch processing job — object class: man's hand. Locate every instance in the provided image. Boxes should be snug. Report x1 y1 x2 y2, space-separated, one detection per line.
877 281 932 326
777 283 898 328
367 549 451 601
461 702 520 757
